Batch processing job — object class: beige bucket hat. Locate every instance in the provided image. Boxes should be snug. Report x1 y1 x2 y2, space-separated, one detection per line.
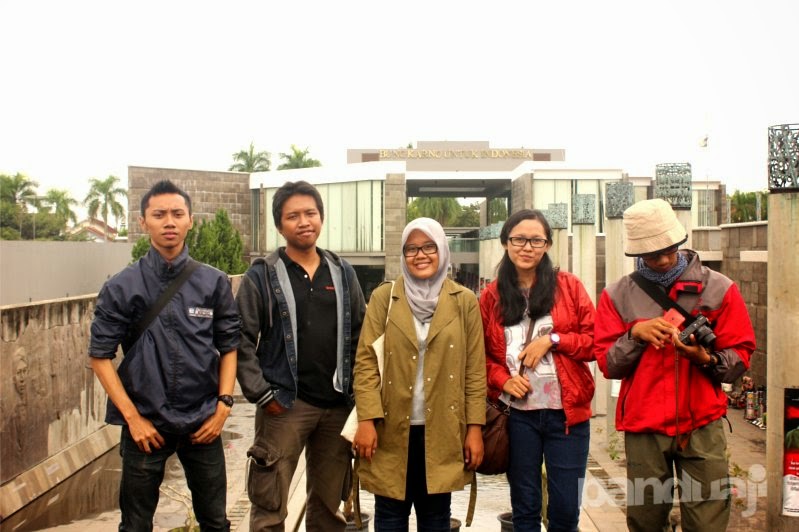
623 198 688 256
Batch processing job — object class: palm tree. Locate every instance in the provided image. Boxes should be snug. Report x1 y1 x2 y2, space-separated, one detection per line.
45 189 79 227
229 142 271 172
0 172 40 234
84 175 127 241
277 145 322 170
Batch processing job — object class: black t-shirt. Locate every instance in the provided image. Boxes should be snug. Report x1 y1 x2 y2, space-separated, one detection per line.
280 249 344 408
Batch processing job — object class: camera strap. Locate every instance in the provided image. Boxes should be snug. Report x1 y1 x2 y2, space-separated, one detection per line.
630 272 693 322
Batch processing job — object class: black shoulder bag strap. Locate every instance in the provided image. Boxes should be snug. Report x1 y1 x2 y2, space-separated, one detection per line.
122 259 200 354
630 271 693 321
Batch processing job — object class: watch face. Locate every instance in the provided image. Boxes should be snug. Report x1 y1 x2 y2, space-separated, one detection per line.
218 395 234 407
550 333 560 345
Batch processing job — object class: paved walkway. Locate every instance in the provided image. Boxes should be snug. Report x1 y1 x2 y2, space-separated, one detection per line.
26 395 767 532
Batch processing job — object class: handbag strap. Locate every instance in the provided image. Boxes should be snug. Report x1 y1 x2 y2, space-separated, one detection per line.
123 258 200 354
630 271 693 322
466 470 477 526
384 280 395 328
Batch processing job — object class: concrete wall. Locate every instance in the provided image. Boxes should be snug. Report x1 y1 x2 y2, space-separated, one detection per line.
0 241 134 306
127 166 252 253
719 222 768 386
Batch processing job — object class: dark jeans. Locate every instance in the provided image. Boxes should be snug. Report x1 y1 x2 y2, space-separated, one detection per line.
507 409 589 532
374 426 451 532
118 426 230 532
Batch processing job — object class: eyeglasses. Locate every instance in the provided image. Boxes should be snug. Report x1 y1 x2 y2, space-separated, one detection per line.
508 236 548 249
403 243 438 257
640 245 680 261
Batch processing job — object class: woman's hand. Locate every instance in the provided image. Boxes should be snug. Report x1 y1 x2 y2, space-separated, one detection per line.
518 335 552 370
502 374 531 399
352 419 378 462
463 424 484 471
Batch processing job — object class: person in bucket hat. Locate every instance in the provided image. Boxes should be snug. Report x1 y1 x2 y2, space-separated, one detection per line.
594 198 755 531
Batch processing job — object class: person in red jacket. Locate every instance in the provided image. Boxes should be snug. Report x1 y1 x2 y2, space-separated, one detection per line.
594 198 756 532
480 209 596 532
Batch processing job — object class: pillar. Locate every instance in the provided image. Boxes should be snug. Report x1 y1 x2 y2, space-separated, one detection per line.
655 163 693 249
766 123 799 528
603 183 635 433
572 194 603 415
546 203 569 271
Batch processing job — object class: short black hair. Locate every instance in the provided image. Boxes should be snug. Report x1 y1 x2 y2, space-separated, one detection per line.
140 180 192 216
272 181 324 229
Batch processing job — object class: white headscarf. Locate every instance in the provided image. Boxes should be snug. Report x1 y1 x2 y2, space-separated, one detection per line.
400 217 451 323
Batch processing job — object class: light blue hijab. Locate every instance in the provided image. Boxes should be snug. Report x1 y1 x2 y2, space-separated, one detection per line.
400 217 451 323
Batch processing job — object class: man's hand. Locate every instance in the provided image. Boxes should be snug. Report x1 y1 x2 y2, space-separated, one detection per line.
463 425 484 471
673 332 714 366
630 318 679 349
190 402 231 445
353 419 378 462
263 399 287 416
128 414 165 454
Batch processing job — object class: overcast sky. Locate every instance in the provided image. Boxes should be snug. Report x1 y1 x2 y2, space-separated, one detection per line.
1 0 797 219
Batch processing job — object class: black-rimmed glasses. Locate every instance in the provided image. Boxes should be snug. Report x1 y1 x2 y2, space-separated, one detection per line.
508 236 548 248
403 243 438 257
640 245 679 261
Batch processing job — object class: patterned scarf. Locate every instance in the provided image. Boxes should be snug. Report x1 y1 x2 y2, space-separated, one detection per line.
635 252 688 287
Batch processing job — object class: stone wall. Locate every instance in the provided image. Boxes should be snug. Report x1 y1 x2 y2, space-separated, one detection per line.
127 166 252 253
719 222 768 386
0 296 107 484
0 275 244 516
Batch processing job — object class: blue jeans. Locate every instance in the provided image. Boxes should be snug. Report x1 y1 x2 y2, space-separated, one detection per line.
118 426 230 532
507 409 589 532
374 426 451 532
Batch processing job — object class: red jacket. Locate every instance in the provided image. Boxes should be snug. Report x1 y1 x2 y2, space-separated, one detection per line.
480 271 597 429
594 251 755 435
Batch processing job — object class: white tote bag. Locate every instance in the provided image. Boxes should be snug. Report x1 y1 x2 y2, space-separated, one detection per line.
341 281 395 442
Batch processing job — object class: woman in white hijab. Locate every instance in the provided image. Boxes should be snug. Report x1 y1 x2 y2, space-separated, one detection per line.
352 218 487 531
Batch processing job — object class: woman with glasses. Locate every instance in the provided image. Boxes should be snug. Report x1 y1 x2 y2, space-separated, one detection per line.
353 217 486 531
480 209 596 531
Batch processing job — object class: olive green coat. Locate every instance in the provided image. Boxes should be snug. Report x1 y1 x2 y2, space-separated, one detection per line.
353 276 486 500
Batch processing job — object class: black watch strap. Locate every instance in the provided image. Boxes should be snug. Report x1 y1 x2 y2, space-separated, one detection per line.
218 394 234 408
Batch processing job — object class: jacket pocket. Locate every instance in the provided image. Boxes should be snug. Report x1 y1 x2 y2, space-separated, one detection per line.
246 443 282 511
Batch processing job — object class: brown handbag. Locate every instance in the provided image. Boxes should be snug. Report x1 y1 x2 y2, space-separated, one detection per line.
477 398 511 475
477 318 536 475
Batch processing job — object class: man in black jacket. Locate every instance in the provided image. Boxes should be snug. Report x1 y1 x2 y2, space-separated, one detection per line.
90 180 240 531
236 181 366 531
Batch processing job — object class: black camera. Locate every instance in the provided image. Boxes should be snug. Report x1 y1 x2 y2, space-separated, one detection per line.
678 314 716 349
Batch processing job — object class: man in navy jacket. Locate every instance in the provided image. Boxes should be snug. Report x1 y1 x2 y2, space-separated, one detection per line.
90 180 240 531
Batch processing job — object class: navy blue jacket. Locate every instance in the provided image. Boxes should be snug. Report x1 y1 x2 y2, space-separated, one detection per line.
236 248 366 409
89 246 240 434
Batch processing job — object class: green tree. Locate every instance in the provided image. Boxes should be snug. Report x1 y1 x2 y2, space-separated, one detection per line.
406 197 461 226
84 175 127 241
44 188 79 228
454 202 480 226
131 209 247 274
487 197 508 224
728 190 768 223
229 142 271 172
0 172 40 237
277 145 322 170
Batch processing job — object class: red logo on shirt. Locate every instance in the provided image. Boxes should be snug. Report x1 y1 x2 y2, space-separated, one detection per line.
325 285 335 291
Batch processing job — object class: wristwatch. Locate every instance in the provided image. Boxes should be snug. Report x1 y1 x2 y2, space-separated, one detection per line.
549 332 561 347
218 394 234 408
701 353 720 370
